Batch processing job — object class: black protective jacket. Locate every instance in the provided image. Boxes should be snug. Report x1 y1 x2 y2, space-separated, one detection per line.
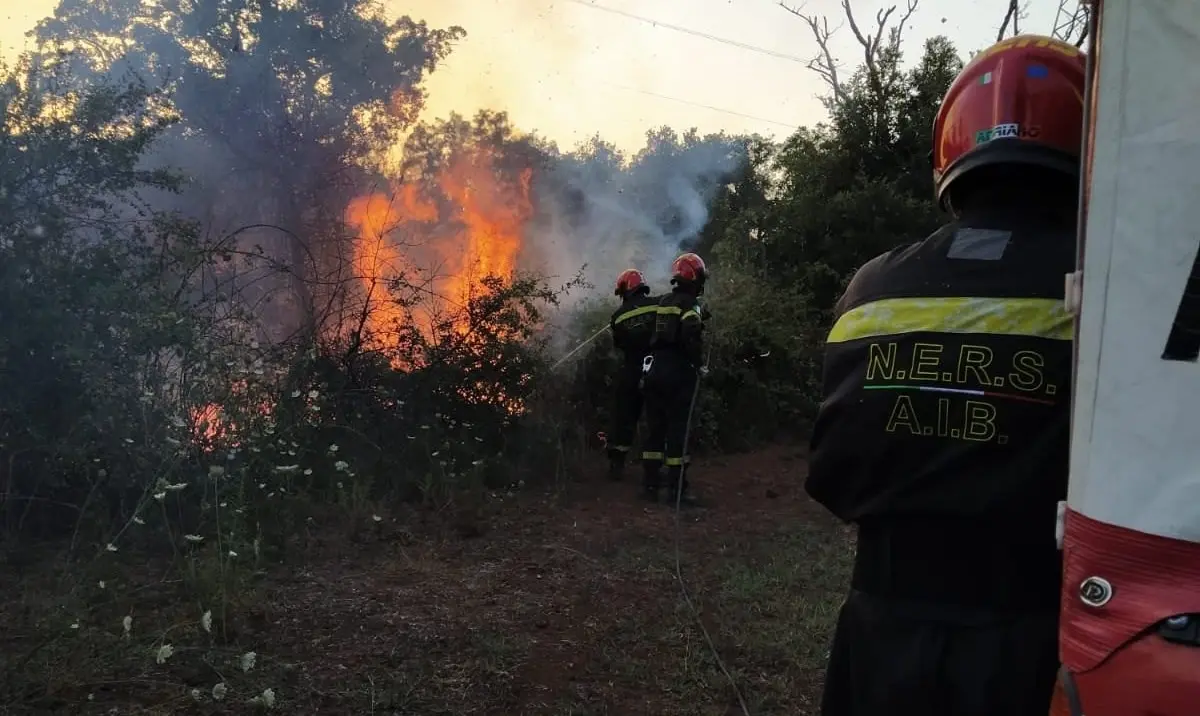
610 293 658 366
807 210 1075 609
648 289 706 368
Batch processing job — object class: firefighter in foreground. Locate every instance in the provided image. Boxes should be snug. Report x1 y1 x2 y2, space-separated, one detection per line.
640 252 708 505
806 36 1084 715
605 268 657 479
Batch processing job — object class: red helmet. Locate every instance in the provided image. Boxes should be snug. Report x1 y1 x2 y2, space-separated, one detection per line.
670 253 706 284
933 34 1086 209
614 268 647 296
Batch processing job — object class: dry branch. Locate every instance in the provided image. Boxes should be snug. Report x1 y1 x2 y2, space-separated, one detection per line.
780 0 919 108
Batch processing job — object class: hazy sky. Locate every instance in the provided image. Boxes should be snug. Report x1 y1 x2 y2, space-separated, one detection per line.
2 0 1062 151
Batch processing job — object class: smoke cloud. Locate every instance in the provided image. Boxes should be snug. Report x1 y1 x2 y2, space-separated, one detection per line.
526 131 748 304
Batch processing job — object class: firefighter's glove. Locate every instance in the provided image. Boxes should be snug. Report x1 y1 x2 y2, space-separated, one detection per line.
698 366 710 378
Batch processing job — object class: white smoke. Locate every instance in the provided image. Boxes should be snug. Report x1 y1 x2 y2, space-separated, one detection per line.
524 130 748 307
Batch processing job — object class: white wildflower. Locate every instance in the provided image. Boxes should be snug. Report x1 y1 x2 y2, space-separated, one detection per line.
327 444 339 453
212 682 228 700
307 390 319 399
190 688 202 701
153 491 166 501
124 438 134 444
334 460 349 472
122 615 132 636
303 468 313 476
228 550 238 558
251 687 276 708
98 580 106 589
274 465 299 473
164 482 187 492
201 610 212 633
70 622 79 630
372 515 382 523
105 543 118 552
430 451 439 457
291 390 301 398
97 468 107 478
240 651 257 672
183 534 204 543
155 644 175 664
133 515 145 525
472 459 484 466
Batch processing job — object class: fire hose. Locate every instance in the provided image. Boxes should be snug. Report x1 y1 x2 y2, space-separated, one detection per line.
550 325 611 371
550 317 752 714
672 343 752 716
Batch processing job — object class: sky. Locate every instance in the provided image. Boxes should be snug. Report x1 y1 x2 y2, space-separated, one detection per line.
1 0 1064 152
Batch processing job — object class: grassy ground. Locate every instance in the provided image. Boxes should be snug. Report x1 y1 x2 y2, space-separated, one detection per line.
0 444 854 715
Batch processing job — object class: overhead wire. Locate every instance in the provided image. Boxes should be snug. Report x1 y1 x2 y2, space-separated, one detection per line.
562 0 811 65
598 81 798 129
564 0 803 132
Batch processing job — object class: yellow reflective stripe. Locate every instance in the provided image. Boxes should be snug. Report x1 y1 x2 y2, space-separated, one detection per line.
827 297 1072 344
664 456 690 466
611 445 630 452
655 305 701 320
614 305 657 325
642 451 664 460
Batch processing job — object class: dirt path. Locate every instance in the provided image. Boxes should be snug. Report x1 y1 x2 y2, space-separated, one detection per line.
248 444 853 715
2 444 854 715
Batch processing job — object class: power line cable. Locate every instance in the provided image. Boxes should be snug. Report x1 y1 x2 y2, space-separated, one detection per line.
599 80 797 129
563 0 811 65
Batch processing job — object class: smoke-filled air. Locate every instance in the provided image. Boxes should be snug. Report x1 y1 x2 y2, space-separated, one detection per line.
0 0 1078 711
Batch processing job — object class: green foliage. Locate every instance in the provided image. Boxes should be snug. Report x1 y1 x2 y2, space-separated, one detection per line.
0 4 969 706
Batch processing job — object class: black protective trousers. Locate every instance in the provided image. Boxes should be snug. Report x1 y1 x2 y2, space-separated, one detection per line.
640 355 697 490
820 589 1059 716
606 361 644 465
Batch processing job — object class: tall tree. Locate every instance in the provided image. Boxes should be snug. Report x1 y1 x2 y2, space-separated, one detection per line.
33 0 464 337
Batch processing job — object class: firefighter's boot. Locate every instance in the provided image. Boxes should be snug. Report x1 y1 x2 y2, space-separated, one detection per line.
606 449 626 481
641 460 661 502
666 465 701 508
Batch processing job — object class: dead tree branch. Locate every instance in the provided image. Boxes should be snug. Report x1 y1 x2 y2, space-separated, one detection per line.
997 0 1020 41
780 0 918 110
779 2 847 106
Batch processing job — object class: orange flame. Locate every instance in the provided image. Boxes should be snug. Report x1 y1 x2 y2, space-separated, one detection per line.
345 150 534 343
346 186 437 348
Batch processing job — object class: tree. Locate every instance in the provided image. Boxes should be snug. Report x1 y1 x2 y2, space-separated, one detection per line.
33 0 464 337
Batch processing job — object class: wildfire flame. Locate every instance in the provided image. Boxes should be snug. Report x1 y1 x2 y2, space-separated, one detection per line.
346 150 533 344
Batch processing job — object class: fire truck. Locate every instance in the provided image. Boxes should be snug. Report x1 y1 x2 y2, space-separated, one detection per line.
1056 0 1200 712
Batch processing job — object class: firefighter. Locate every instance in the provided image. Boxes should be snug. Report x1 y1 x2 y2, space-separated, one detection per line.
606 268 657 479
806 36 1084 715
640 252 708 505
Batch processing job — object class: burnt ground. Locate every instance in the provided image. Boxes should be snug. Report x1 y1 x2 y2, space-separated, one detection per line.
0 444 855 715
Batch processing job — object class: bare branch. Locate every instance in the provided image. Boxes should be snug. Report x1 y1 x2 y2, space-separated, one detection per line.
781 0 918 110
779 2 847 106
997 0 1019 41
